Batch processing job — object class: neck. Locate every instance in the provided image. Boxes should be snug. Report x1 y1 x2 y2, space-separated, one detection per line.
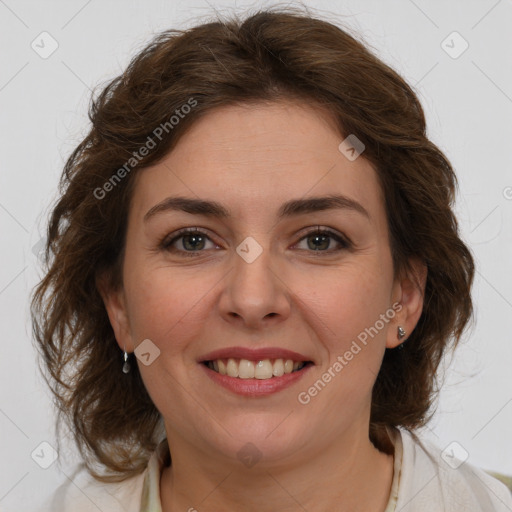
159 424 395 512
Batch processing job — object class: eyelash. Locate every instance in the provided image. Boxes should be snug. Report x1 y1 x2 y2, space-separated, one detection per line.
159 226 351 257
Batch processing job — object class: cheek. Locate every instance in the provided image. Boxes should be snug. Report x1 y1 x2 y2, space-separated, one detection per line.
302 257 394 370
314 261 392 327
123 261 216 353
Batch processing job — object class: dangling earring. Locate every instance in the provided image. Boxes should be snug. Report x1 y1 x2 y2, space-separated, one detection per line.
122 349 131 374
397 326 406 350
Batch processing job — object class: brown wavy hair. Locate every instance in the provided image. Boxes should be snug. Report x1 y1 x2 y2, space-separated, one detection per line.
31 6 475 481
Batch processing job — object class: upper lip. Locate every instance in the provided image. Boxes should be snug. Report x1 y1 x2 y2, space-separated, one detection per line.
198 347 313 363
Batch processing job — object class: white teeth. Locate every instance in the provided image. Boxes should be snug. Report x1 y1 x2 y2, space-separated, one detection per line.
226 358 238 377
207 357 307 379
217 359 226 375
238 359 255 379
255 359 273 379
273 359 284 377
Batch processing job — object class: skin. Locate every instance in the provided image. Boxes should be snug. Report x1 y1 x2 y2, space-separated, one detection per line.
100 100 426 512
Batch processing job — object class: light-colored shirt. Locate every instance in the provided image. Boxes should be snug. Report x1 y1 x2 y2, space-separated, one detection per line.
44 426 512 511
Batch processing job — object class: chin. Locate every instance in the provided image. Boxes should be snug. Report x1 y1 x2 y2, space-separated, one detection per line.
200 413 309 467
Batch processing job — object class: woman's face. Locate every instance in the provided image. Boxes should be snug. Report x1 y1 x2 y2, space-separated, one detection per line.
104 100 422 466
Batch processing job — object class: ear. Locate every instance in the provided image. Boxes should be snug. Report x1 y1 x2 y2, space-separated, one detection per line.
96 273 134 353
386 257 427 349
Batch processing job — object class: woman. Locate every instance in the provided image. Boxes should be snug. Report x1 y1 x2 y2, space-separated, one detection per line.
32 7 512 511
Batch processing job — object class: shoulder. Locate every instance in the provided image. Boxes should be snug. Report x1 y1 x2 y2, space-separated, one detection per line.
41 464 146 512
395 427 512 512
40 439 169 512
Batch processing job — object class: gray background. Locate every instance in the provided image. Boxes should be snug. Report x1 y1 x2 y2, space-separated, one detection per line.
1 0 511 509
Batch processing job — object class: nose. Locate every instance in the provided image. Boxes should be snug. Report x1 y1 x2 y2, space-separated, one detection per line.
218 240 291 330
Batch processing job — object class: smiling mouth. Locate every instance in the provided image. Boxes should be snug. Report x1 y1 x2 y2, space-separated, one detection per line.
203 358 313 380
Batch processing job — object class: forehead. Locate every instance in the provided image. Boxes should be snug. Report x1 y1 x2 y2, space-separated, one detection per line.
129 101 385 226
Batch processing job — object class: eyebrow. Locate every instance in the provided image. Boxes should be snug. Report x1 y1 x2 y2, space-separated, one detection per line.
143 194 370 223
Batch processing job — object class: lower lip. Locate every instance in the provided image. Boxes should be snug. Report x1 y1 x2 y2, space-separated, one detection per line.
200 363 313 397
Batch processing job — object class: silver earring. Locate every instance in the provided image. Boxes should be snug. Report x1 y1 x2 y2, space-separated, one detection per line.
397 326 406 350
122 351 131 374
